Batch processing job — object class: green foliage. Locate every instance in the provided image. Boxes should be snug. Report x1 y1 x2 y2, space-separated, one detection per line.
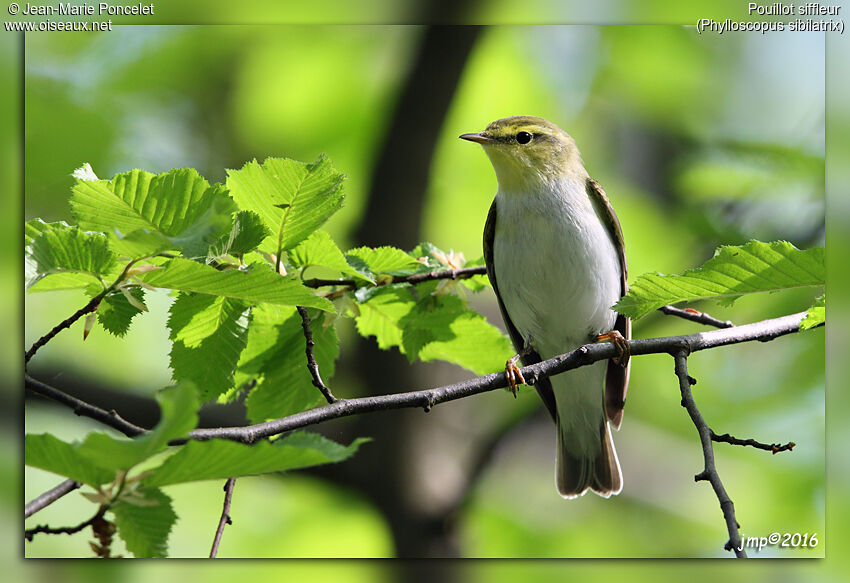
145 432 370 487
289 230 368 281
26 220 117 290
168 294 252 401
801 295 825 331
71 166 238 259
210 210 271 258
25 433 116 487
97 288 147 337
142 258 334 311
346 245 421 278
243 309 339 422
111 487 176 558
226 155 345 256
614 240 825 319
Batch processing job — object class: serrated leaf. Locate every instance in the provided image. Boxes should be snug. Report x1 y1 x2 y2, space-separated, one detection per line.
70 166 237 259
25 433 115 486
141 257 334 312
98 288 146 337
244 310 338 422
209 210 270 258
345 246 420 277
26 221 117 290
401 294 512 375
800 295 825 330
75 382 198 472
614 240 825 319
168 294 252 401
226 155 345 256
112 486 176 558
145 432 368 487
354 286 417 350
290 231 369 281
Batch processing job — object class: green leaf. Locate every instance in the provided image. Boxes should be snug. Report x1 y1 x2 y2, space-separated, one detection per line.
25 433 115 487
354 286 416 349
26 221 117 290
141 258 334 312
290 231 369 281
226 155 345 255
168 294 252 401
112 486 176 558
800 295 825 330
345 246 420 278
70 166 237 258
401 294 513 375
614 241 825 319
244 310 339 423
97 288 147 337
75 383 198 472
145 432 369 487
209 210 270 258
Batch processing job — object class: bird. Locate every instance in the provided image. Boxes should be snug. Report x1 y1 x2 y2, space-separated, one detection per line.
460 115 630 498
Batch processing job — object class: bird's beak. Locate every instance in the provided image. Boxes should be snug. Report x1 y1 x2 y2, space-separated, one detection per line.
459 132 491 144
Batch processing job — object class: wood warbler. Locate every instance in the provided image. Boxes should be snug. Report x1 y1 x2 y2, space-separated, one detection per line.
461 115 630 498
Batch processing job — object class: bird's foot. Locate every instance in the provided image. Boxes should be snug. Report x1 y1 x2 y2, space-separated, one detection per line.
504 355 525 398
596 329 630 367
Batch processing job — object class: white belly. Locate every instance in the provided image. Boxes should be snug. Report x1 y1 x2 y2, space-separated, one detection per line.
492 179 620 359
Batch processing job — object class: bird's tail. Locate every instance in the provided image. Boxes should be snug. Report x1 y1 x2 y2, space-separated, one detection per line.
556 415 622 499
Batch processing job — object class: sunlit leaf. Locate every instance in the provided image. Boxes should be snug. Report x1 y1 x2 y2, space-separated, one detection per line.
614 240 825 319
112 487 176 558
290 230 368 281
25 433 115 487
141 257 334 311
800 295 825 331
226 155 345 255
97 288 147 337
26 221 117 290
145 432 369 487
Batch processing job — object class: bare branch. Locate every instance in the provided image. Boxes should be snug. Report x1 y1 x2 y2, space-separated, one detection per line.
25 374 148 438
25 291 107 364
25 478 81 518
296 306 336 403
710 430 795 454
25 505 107 542
674 352 746 558
186 311 809 445
209 478 237 558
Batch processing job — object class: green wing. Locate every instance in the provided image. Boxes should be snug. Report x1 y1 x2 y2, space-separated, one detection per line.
587 178 631 428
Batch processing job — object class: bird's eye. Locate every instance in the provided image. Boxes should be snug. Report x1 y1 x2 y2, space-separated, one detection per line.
516 131 533 144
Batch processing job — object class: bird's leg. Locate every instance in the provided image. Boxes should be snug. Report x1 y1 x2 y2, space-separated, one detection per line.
505 341 534 398
596 329 630 367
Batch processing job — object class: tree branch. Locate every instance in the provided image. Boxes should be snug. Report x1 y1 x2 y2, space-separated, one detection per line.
25 478 81 518
658 305 734 329
710 430 795 454
25 374 148 438
296 306 336 403
674 352 746 558
303 265 487 289
25 505 107 542
25 290 107 364
209 478 237 558
23 310 813 523
186 311 810 444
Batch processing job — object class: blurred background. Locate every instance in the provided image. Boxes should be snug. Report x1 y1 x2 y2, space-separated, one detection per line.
19 14 830 575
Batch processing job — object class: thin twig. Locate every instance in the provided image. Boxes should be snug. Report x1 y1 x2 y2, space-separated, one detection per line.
25 291 107 364
296 306 336 403
303 265 487 289
659 305 734 329
710 430 795 454
209 478 237 558
25 505 107 542
25 478 81 518
674 351 746 558
25 375 148 438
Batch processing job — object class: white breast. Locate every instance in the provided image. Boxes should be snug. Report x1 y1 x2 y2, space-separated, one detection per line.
492 176 621 359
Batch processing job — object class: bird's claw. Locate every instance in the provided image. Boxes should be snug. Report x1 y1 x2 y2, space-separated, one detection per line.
597 329 630 367
505 356 525 398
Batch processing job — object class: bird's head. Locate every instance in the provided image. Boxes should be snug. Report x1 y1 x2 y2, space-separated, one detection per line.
460 116 586 191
